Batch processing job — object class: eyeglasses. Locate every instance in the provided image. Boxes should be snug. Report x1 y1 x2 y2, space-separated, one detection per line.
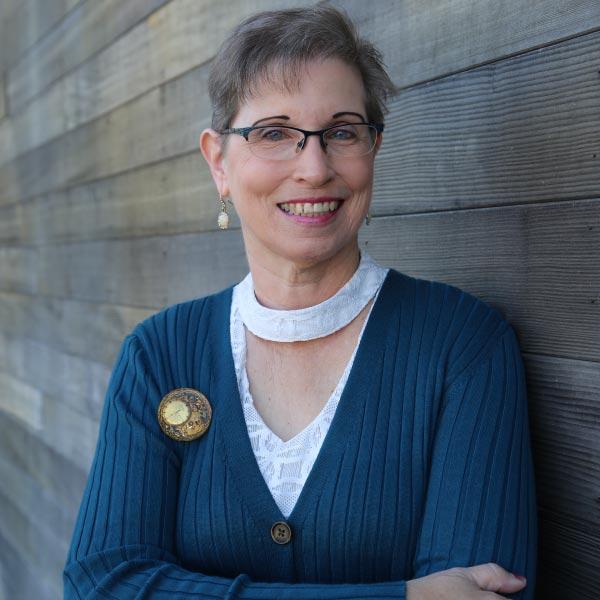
219 122 383 160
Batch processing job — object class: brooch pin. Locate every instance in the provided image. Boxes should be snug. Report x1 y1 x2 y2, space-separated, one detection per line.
157 388 212 441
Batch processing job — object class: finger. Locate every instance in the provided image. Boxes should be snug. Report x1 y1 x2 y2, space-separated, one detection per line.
465 563 527 593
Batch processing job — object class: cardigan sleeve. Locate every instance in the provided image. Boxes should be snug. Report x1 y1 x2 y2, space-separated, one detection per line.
412 325 538 598
63 333 407 599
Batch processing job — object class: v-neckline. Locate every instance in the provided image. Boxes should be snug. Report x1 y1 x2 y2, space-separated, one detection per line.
211 269 396 528
232 298 375 448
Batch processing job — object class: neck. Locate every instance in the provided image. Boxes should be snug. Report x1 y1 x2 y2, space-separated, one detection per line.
245 242 361 310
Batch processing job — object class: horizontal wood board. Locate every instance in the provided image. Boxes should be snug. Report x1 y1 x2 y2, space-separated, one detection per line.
3 0 600 170
0 0 314 169
6 0 171 110
0 291 152 366
1 198 597 357
0 153 239 247
0 0 80 74
360 198 600 362
334 0 600 89
2 25 599 213
526 354 600 533
536 511 600 599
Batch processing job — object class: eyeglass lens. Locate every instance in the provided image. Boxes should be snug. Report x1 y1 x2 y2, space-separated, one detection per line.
246 124 377 160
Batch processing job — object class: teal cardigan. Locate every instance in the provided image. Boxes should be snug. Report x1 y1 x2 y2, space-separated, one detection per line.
64 269 537 598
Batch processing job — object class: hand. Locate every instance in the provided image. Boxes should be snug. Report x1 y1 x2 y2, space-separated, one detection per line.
406 563 527 599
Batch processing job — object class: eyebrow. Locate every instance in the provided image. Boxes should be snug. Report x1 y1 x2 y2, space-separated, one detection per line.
251 111 367 127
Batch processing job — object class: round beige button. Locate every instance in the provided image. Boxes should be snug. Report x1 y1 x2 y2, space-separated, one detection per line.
271 521 292 545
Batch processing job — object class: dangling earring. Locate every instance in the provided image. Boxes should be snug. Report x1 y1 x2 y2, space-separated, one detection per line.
365 211 372 226
217 194 229 230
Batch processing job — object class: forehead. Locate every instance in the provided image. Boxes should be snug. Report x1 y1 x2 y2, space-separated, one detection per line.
234 58 367 124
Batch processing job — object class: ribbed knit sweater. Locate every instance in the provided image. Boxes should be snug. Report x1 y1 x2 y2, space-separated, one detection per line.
64 269 537 599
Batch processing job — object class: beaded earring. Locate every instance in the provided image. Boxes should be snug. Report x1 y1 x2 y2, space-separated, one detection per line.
217 195 229 230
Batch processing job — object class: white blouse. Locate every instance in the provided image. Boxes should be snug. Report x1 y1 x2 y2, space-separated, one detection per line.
230 254 388 517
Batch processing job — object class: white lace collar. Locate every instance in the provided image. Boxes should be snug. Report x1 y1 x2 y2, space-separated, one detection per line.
235 252 388 342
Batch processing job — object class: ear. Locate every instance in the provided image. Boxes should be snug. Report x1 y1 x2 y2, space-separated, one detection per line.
373 131 383 156
199 128 230 197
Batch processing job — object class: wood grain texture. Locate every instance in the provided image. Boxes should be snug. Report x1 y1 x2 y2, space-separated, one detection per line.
0 410 88 519
3 24 599 212
0 531 58 600
0 75 6 121
526 354 600 532
0 0 313 169
536 510 600 600
0 454 77 561
0 152 239 246
0 0 80 74
8 198 598 354
0 331 110 422
361 197 600 362
32 228 248 307
371 28 600 214
6 0 171 110
0 371 42 430
0 63 212 205
0 292 152 366
0 490 67 600
334 0 600 88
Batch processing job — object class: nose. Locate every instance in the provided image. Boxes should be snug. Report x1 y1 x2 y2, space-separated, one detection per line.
291 134 334 187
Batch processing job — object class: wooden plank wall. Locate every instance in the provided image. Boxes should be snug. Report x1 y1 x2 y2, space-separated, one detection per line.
0 0 598 598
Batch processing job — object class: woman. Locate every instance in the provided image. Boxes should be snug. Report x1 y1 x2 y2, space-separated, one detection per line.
64 6 536 599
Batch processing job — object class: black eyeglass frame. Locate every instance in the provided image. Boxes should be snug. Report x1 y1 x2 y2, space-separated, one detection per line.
219 122 384 154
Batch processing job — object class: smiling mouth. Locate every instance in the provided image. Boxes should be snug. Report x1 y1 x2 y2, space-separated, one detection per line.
277 200 341 216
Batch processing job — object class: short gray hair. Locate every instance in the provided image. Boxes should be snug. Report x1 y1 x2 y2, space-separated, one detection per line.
208 6 397 131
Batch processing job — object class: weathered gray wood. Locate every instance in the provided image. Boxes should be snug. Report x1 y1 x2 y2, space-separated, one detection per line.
3 25 599 213
0 491 66 600
0 245 37 293
0 63 212 205
0 0 80 74
0 410 87 522
537 510 600 600
0 455 77 559
2 198 596 358
0 152 239 246
0 532 57 600
0 371 42 431
371 28 600 214
525 354 600 532
7 0 171 110
33 228 248 307
0 0 313 170
0 203 21 245
0 363 102 469
334 0 600 88
361 197 600 362
0 332 110 422
0 76 6 121
0 292 152 366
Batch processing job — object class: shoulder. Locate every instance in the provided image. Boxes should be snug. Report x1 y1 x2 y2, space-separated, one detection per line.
383 268 517 382
124 284 236 368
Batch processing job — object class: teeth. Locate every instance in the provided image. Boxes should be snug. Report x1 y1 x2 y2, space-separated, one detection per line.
279 200 341 216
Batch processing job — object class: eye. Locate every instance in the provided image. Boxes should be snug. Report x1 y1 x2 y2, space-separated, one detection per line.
326 125 359 141
256 127 293 142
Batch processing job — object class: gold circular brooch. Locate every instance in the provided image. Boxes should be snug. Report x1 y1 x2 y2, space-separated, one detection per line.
157 388 212 442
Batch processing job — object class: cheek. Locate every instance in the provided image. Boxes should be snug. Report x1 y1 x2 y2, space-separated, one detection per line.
343 160 375 196
229 156 285 195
